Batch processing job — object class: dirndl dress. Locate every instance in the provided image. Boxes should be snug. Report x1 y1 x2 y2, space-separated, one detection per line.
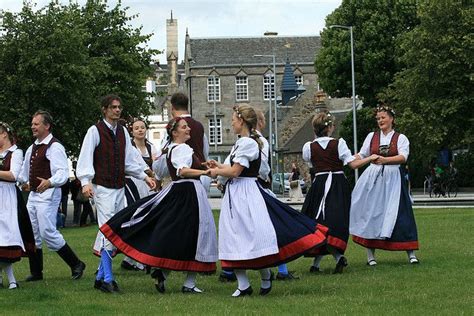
350 131 419 251
301 137 354 255
0 146 35 263
219 137 327 270
100 143 217 272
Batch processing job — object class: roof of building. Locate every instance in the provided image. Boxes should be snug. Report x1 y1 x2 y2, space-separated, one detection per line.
187 35 321 67
281 59 299 91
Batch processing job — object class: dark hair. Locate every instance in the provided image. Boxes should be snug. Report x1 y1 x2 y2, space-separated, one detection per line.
160 117 185 156
0 121 15 144
170 92 189 111
312 111 335 137
101 94 122 110
33 110 54 131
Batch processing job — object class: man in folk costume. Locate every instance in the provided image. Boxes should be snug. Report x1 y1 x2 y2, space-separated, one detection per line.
18 111 86 282
153 92 209 189
76 95 156 293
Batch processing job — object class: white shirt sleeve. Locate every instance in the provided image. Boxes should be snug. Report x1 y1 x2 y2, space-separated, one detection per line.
358 132 374 159
302 141 312 162
232 137 259 168
171 144 194 177
10 149 24 181
46 142 69 187
203 134 210 161
132 146 149 171
123 127 147 180
338 138 355 165
217 154 231 184
152 151 169 180
76 126 100 187
258 136 270 181
397 133 410 161
18 145 33 184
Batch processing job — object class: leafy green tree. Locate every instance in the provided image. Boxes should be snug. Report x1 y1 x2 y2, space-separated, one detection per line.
315 0 418 106
387 0 473 161
0 1 158 156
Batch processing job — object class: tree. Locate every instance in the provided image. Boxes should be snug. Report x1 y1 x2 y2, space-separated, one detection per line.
315 0 418 107
0 1 158 156
387 0 473 161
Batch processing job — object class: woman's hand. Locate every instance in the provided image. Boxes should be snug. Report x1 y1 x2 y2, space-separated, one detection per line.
208 168 219 178
373 155 387 165
205 160 219 169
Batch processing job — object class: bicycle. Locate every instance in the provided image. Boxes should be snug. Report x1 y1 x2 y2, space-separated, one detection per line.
444 176 458 198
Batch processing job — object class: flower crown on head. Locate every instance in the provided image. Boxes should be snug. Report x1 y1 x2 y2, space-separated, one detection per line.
324 112 333 126
376 105 395 116
0 121 12 133
233 105 242 118
166 117 183 134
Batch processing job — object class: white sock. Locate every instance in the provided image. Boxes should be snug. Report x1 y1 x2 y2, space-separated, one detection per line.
332 252 343 263
313 256 324 268
183 272 197 288
367 248 376 262
5 264 16 285
407 250 416 259
232 270 250 296
259 268 271 289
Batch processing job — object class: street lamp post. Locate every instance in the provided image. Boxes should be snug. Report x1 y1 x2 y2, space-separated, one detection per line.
254 54 279 181
329 24 359 181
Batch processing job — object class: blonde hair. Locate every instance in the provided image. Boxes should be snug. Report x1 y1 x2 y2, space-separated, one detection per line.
233 104 263 149
312 111 335 137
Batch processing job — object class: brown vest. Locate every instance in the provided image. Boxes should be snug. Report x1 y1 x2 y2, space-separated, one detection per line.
0 151 15 183
230 139 261 178
29 138 58 191
370 131 400 157
310 139 344 173
182 116 206 166
166 145 202 181
92 121 126 189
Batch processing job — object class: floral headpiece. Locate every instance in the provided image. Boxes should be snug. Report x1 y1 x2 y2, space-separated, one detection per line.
166 117 183 135
233 105 243 118
376 105 395 117
0 121 12 133
324 112 333 126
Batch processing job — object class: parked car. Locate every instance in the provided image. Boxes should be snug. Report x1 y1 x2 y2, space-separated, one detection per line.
272 173 307 194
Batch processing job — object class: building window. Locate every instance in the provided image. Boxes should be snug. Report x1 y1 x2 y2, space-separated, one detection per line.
235 76 248 101
208 118 222 145
295 75 303 86
263 74 275 100
207 77 220 102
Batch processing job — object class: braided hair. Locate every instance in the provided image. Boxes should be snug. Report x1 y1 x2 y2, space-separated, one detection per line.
233 104 263 149
312 111 335 137
160 117 184 156
0 121 16 144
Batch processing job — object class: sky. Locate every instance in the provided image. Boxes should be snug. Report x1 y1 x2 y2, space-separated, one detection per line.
1 0 342 63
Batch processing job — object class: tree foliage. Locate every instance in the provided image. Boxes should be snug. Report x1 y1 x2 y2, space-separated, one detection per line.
0 1 158 156
315 0 418 106
387 1 473 159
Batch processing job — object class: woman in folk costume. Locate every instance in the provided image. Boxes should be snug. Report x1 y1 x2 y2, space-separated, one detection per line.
121 118 158 271
301 112 377 274
100 117 217 294
350 105 419 266
0 122 35 289
208 105 327 297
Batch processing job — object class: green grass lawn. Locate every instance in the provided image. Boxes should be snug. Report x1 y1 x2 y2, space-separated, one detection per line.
1 208 473 315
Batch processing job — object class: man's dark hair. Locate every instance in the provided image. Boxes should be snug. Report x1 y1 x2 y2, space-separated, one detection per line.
33 110 54 131
170 92 189 111
101 94 122 110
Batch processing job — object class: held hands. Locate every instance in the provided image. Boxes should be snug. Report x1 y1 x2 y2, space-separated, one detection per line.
82 184 94 198
21 183 30 192
145 176 157 190
372 154 387 165
204 160 219 169
36 177 51 193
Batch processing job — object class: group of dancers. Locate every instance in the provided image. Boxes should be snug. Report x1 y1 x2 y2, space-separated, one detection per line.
0 92 419 297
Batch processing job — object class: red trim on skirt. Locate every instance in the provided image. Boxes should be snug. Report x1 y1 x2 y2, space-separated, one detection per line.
352 235 419 251
100 224 216 272
221 227 327 270
0 247 22 260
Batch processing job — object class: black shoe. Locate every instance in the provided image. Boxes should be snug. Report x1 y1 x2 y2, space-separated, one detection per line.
8 282 19 290
181 286 203 294
259 276 272 296
99 281 119 293
71 261 86 280
309 266 321 273
151 269 166 293
25 274 43 282
94 279 103 289
276 271 299 280
218 271 237 282
409 257 420 264
232 286 253 297
121 260 136 271
367 259 377 266
333 256 348 274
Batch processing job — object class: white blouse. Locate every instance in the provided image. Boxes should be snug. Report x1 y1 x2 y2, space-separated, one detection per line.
302 137 355 166
358 131 409 161
0 145 23 181
230 137 259 169
168 143 194 177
